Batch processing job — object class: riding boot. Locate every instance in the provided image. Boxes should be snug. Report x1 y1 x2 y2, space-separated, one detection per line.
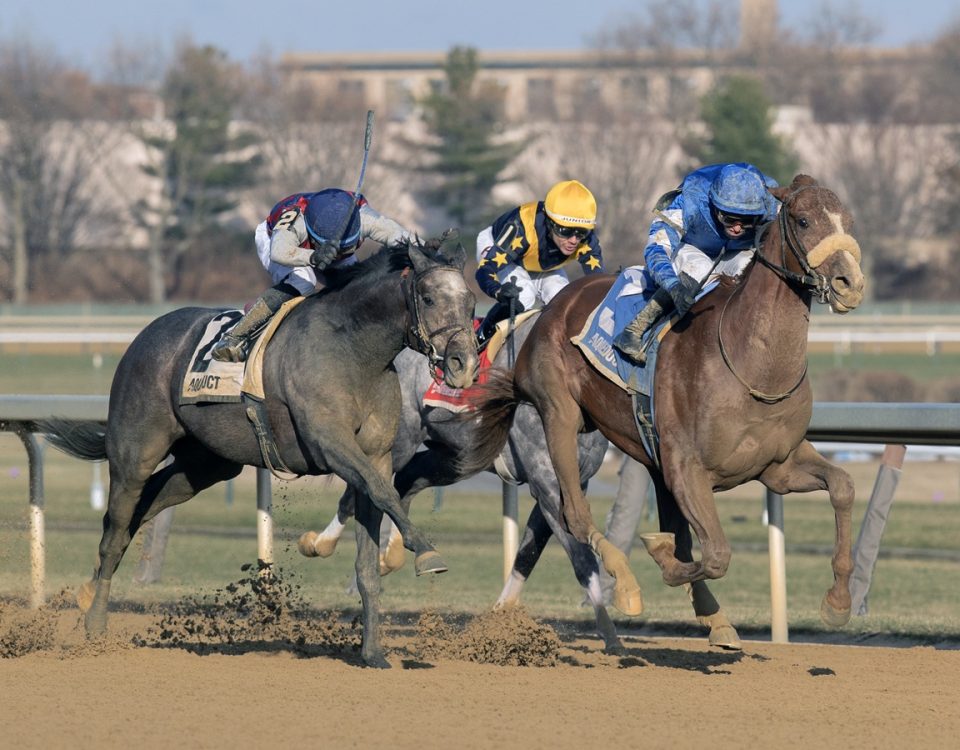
476 301 510 349
612 287 674 365
211 285 298 362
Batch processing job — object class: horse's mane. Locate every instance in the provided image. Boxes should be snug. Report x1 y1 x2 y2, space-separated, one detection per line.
320 240 455 292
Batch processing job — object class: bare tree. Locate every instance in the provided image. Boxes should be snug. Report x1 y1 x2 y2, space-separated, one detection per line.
796 123 954 299
0 38 117 303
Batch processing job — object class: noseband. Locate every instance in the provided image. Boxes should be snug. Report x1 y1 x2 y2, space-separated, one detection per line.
753 186 833 303
401 264 472 376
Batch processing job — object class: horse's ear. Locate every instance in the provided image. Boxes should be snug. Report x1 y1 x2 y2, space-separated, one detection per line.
790 174 818 189
770 186 790 202
446 241 467 270
407 242 430 273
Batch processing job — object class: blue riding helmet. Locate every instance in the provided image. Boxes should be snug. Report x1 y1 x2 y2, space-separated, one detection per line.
708 165 769 216
304 189 362 248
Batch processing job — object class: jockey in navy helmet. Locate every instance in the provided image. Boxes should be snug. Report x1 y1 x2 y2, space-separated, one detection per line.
613 163 780 365
475 179 605 345
212 188 413 362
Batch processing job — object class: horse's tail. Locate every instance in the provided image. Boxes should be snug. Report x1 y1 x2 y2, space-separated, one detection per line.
34 419 108 462
457 367 520 477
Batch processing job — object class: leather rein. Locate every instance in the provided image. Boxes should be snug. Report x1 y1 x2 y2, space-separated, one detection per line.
717 186 828 404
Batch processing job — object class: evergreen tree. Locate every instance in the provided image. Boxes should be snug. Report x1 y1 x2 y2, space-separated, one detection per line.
419 46 525 236
686 75 798 184
136 43 261 302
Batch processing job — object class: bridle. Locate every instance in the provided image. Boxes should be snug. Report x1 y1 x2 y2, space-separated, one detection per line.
401 263 473 380
717 185 832 404
752 185 832 304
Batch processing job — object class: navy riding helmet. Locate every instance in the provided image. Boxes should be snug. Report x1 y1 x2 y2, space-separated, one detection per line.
304 189 362 248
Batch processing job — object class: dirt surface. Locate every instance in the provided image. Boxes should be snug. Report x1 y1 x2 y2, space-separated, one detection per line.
2 581 958 750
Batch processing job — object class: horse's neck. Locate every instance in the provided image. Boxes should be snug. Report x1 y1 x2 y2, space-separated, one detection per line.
725 254 811 380
327 279 409 366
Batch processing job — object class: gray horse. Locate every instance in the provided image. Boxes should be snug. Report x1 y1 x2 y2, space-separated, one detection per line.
300 314 741 651
40 241 478 669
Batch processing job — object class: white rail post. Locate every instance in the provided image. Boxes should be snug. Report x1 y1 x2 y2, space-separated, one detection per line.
15 429 46 609
256 468 273 567
766 489 789 643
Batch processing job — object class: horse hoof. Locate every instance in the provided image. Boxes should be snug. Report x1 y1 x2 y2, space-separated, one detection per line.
76 580 96 613
363 653 392 669
708 624 743 650
820 596 851 628
613 586 643 617
414 551 448 576
297 531 321 558
84 612 107 638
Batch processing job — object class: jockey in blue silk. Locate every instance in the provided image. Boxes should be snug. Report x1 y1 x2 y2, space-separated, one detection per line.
475 180 605 344
212 188 413 362
613 163 780 365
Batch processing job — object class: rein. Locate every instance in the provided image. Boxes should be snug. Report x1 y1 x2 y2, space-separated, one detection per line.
716 187 827 404
401 264 472 381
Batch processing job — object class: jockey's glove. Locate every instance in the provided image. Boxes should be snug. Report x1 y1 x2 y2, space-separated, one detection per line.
669 272 700 316
309 242 339 272
496 281 525 314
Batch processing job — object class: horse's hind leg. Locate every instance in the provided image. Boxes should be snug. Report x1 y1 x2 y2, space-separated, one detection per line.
84 440 241 636
353 456 392 668
760 439 855 627
298 486 356 558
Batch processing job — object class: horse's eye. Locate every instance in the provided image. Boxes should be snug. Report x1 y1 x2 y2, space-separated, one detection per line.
797 217 809 229
422 295 435 307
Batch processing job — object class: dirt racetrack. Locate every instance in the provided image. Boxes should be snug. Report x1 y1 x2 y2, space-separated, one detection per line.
2 595 958 750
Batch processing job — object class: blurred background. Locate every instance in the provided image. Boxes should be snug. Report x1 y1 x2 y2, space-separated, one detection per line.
1 0 959 637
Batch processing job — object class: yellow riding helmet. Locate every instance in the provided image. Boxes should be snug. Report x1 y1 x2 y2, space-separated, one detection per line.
544 180 597 229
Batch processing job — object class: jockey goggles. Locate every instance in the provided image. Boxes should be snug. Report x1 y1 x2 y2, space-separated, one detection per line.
547 218 589 240
715 209 761 229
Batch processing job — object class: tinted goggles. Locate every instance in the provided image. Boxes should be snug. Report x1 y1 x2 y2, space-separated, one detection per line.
547 218 589 240
716 210 760 229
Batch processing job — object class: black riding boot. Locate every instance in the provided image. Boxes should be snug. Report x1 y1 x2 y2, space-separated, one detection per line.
211 284 298 362
612 287 674 365
476 301 511 349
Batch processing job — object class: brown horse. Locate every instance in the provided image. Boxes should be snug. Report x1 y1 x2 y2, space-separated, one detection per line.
463 174 865 627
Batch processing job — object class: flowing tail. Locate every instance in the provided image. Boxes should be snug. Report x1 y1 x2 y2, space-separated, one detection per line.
34 419 107 462
456 367 520 477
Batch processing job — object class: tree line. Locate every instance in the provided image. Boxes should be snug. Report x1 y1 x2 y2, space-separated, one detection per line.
1 0 959 306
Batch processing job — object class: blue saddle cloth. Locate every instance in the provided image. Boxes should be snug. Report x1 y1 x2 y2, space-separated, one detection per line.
572 270 716 468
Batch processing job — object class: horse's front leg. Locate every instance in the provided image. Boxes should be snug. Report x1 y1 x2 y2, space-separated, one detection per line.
760 439 855 627
655 456 731 584
540 402 642 617
319 435 446 576
354 481 389 669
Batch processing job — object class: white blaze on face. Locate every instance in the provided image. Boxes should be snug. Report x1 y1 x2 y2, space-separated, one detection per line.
826 210 846 236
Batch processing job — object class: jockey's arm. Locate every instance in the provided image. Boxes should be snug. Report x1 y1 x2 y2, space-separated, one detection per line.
577 234 605 274
269 214 313 268
475 244 516 299
359 204 414 247
643 212 683 292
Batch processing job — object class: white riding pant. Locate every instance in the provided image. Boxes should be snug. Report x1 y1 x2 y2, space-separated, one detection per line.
672 243 754 285
255 221 357 296
501 266 570 311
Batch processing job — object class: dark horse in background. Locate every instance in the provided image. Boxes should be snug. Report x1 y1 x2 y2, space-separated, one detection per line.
41 241 478 668
464 174 865 627
299 315 740 652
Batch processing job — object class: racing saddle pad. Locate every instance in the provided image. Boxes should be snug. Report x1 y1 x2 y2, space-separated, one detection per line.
178 297 306 405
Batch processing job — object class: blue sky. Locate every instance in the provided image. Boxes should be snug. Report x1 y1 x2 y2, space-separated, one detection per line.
2 0 956 72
